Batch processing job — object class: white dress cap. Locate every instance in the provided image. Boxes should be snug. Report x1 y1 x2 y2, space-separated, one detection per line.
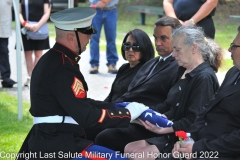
50 7 96 31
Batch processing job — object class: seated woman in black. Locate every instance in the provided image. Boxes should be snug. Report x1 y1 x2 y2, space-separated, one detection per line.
105 28 155 102
85 29 154 141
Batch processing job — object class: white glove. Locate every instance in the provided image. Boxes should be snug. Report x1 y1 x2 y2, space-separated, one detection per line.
126 102 149 122
131 119 142 125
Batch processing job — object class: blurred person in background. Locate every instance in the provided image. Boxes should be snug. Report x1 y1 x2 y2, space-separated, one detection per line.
163 0 218 39
19 0 51 86
89 0 119 74
0 0 17 88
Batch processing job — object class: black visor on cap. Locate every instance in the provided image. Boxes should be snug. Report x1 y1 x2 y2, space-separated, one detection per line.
76 25 97 35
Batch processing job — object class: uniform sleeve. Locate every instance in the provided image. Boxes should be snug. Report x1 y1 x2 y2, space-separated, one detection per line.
52 66 131 130
84 98 113 109
193 129 240 158
172 74 218 131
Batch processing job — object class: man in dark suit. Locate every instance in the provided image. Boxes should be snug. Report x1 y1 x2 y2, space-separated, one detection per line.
95 16 181 153
170 26 240 160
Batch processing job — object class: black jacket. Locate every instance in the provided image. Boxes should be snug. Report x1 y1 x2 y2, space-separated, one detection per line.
104 62 145 102
115 56 179 106
190 66 240 159
146 61 219 153
154 61 219 131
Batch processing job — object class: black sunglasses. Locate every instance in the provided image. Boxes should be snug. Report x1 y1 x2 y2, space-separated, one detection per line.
230 43 240 50
122 42 140 52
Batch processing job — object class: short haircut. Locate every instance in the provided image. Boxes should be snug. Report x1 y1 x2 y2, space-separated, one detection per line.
155 16 181 30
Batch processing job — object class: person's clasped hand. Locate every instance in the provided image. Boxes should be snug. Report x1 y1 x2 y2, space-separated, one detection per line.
138 119 172 134
172 141 194 160
125 102 149 122
24 22 40 33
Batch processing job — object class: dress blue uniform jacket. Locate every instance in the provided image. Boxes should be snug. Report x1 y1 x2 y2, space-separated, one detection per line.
17 43 132 159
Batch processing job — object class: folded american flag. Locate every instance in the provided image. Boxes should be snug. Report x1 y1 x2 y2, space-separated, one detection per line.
139 109 173 128
114 102 173 128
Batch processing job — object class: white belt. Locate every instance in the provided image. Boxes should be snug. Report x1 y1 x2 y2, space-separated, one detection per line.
34 116 78 125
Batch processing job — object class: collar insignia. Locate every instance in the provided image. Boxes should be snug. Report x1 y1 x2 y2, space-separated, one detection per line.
71 76 86 98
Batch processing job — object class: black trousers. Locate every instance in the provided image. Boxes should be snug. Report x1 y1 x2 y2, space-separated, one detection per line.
95 123 159 153
0 38 11 80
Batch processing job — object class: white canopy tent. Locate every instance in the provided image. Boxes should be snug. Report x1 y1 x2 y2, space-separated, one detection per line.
13 0 74 120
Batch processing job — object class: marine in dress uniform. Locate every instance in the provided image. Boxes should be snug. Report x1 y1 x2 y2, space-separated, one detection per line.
17 7 148 160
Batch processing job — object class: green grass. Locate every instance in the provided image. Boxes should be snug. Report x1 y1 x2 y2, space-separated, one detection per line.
214 23 238 49
0 91 32 160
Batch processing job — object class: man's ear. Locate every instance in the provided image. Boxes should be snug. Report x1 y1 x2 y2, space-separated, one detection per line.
66 33 74 43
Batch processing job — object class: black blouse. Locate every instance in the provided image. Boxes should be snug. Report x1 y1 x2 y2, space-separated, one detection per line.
173 0 216 21
20 0 50 21
153 61 219 131
104 62 145 102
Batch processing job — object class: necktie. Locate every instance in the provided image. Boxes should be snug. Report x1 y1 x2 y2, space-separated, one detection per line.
153 58 163 73
147 59 163 78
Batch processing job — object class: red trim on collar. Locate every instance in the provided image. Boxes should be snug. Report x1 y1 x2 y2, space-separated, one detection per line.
52 48 76 65
56 42 78 56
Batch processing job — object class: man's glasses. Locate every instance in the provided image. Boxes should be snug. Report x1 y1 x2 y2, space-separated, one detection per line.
122 42 140 52
230 43 240 50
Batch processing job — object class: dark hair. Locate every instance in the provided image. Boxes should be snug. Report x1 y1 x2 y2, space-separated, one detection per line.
172 26 223 72
155 16 181 29
121 29 155 62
